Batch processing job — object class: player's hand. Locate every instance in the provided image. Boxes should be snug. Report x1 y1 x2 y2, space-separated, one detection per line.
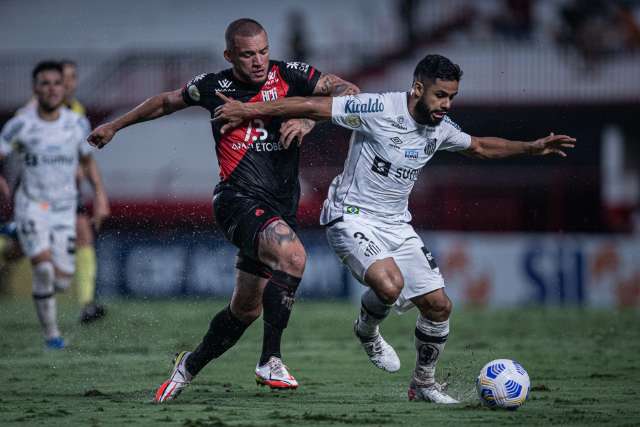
87 123 117 149
279 119 316 148
92 192 110 231
531 132 576 157
213 92 250 134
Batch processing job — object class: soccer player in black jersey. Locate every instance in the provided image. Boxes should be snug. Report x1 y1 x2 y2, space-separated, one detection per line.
87 18 359 402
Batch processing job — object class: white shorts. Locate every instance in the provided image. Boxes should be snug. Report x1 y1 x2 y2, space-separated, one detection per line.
325 216 444 313
14 190 77 274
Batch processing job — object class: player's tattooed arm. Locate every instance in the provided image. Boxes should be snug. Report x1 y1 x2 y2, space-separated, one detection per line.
87 88 187 149
464 133 576 159
313 74 360 96
215 93 332 134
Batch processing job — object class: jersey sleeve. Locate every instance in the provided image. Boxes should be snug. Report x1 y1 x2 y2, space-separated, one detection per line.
280 61 322 96
181 73 218 109
331 93 389 135
0 117 24 156
437 117 471 152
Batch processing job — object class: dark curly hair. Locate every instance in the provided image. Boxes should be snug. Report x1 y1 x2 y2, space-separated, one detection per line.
32 60 63 83
413 54 463 84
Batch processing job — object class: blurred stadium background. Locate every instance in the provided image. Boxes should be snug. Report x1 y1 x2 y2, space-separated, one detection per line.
1 0 639 307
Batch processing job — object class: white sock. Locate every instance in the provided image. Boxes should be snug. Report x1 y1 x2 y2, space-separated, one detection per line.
32 261 60 340
356 289 392 339
413 316 449 386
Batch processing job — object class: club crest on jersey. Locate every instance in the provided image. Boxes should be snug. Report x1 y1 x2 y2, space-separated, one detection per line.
404 149 419 159
286 61 310 73
371 156 391 177
424 138 437 156
344 98 384 114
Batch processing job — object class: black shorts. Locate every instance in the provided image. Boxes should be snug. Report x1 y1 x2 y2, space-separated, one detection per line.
213 189 297 278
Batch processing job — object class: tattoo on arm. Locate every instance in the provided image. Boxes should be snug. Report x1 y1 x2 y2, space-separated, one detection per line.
315 74 359 96
262 220 298 247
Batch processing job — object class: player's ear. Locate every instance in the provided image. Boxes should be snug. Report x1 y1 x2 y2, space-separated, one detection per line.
411 81 424 98
223 49 233 64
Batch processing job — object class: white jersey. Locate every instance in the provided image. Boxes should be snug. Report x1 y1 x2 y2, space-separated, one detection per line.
0 106 92 204
320 92 471 225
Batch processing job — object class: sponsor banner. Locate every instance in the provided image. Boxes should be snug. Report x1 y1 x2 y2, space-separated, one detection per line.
96 230 640 307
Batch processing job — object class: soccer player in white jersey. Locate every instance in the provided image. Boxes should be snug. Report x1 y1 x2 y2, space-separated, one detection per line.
214 54 576 403
0 61 102 349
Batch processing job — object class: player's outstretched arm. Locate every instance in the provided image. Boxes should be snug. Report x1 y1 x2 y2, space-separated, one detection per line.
214 93 332 135
463 132 576 159
87 89 187 149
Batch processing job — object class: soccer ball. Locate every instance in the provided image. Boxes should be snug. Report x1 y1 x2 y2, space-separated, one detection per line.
476 359 530 409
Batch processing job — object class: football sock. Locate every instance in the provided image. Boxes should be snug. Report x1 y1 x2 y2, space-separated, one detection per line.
186 305 249 376
356 288 392 340
32 261 60 339
259 271 301 365
413 316 449 386
75 245 97 306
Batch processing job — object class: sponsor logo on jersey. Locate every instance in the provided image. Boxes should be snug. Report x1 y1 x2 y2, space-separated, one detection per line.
216 79 235 92
231 141 285 152
345 206 360 215
371 156 391 177
187 85 201 102
344 98 384 114
261 88 279 102
404 149 419 159
345 115 362 128
394 166 421 181
286 61 310 73
388 116 407 130
424 138 437 156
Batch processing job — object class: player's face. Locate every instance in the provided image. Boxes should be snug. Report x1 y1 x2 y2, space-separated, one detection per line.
33 70 65 112
62 64 78 101
225 31 270 85
416 78 459 125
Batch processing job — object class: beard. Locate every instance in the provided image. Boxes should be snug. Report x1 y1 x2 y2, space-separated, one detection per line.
415 99 445 126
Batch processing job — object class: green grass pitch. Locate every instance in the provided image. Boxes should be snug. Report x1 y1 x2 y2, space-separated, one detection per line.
0 299 638 426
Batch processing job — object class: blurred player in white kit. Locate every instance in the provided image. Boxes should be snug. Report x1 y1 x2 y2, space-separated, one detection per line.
0 61 101 349
215 54 576 403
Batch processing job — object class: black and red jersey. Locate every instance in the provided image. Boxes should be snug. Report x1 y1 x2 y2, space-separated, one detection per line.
181 60 321 218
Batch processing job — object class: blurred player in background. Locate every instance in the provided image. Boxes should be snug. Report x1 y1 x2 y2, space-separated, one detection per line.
0 61 105 349
0 60 110 323
214 54 576 403
87 18 358 402
61 59 110 323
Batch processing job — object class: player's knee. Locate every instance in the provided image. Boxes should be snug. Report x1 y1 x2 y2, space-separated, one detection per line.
277 246 306 277
32 261 54 296
378 269 404 304
428 292 452 320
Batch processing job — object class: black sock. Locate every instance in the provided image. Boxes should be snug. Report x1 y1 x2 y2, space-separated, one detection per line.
259 271 301 365
186 305 249 376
